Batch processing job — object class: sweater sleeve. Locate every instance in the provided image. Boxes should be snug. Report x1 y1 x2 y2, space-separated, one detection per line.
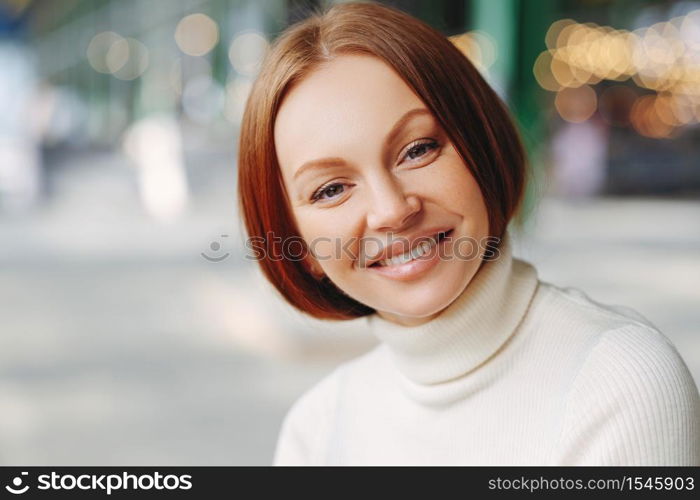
272 368 339 466
554 324 700 465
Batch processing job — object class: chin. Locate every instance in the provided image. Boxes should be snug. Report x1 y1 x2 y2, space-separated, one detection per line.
389 260 479 318
376 281 465 320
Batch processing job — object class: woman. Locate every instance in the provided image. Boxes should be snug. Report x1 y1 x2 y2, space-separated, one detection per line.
237 2 700 465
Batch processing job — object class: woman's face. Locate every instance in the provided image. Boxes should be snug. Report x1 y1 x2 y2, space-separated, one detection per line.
274 54 490 326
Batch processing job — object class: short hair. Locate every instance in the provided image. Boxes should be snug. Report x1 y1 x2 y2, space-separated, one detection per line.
237 1 529 320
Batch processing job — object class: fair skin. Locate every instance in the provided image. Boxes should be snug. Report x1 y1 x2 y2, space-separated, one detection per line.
274 54 490 326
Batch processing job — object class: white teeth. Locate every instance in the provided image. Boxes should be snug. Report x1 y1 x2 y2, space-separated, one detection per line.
376 235 439 267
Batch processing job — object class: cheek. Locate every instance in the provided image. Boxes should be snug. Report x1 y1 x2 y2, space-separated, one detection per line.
294 212 358 263
450 168 486 212
417 153 485 211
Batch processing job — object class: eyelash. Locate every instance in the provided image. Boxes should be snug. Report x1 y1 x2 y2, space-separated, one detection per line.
309 139 440 203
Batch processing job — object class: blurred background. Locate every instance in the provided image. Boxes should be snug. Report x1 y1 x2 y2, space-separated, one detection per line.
0 0 698 465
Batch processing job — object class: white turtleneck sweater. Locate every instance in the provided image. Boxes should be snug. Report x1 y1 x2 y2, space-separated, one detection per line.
272 231 700 465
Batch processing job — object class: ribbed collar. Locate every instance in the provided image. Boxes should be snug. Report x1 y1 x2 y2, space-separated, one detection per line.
365 230 539 385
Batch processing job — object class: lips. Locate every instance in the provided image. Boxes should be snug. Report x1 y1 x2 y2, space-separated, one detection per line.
362 228 453 268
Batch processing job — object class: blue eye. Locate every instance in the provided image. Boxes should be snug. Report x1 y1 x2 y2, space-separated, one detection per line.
311 182 346 203
403 139 439 162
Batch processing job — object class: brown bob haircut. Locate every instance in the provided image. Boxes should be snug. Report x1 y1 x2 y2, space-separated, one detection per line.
237 1 529 321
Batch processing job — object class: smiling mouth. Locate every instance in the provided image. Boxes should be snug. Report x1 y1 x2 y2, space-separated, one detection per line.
369 229 453 268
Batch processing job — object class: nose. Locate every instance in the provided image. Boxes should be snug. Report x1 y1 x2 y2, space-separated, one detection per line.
366 174 421 232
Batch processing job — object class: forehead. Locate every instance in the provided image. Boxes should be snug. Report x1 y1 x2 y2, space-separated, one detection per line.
274 54 426 168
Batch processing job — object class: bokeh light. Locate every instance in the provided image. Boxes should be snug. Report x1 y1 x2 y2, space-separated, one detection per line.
533 51 561 91
450 30 498 73
554 85 597 122
680 10 700 50
87 32 149 80
630 94 676 138
537 10 700 138
228 31 268 76
551 54 578 87
86 32 124 74
545 19 574 50
106 38 130 74
111 38 149 81
654 93 682 126
174 13 219 56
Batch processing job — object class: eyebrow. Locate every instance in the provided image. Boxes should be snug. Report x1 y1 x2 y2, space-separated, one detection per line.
292 107 433 180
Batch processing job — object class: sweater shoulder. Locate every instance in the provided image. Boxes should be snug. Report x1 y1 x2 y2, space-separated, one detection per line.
574 321 698 394
535 280 699 402
553 316 700 464
535 279 660 334
272 364 341 465
272 345 386 465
